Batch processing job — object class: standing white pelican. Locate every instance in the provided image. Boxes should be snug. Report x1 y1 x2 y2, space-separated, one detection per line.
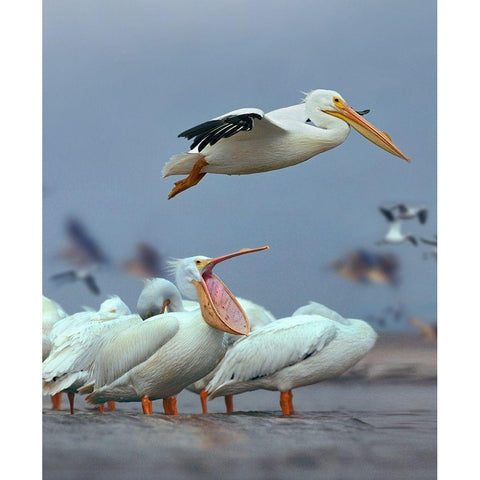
206 308 377 415
138 278 276 412
42 296 133 414
42 296 68 409
186 297 276 414
377 219 418 246
163 89 410 198
83 246 268 415
42 279 187 414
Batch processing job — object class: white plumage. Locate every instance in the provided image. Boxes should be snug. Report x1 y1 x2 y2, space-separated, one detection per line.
206 307 377 415
42 296 135 413
163 89 410 198
81 247 268 415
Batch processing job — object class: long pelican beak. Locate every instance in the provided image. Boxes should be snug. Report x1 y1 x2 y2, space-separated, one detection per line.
323 101 410 162
192 246 269 335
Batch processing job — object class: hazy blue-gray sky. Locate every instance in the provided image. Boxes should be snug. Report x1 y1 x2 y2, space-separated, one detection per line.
43 0 436 327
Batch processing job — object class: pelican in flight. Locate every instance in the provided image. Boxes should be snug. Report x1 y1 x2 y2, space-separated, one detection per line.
206 307 377 415
377 219 418 246
83 246 268 415
379 204 428 224
163 89 410 198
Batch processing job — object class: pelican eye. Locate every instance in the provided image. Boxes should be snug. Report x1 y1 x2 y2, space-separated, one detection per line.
195 260 202 265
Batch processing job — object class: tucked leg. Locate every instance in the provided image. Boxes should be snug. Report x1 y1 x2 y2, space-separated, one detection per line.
200 389 208 414
141 395 153 415
167 157 208 199
224 395 234 413
67 392 75 415
50 392 62 410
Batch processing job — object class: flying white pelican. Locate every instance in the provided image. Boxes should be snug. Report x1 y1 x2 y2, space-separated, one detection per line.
379 204 428 224
377 219 418 246
163 89 410 198
42 296 68 409
206 308 377 415
82 246 268 415
42 296 134 414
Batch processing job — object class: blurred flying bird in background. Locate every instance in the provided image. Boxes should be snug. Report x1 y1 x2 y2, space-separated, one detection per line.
332 249 400 286
123 243 166 279
379 204 428 224
61 217 110 266
377 219 418 246
420 235 437 260
50 266 101 295
409 317 437 342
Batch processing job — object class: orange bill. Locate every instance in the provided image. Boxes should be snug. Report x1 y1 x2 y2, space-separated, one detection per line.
323 101 410 162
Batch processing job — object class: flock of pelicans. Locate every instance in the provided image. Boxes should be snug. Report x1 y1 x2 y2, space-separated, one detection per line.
43 246 377 416
44 88 428 416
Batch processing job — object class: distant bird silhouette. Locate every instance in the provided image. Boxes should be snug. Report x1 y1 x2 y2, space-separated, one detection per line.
420 235 437 260
61 217 110 266
332 249 399 286
50 267 101 295
409 317 437 342
379 204 428 224
377 220 418 246
123 243 165 278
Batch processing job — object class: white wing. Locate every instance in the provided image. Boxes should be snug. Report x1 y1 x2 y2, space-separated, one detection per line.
42 314 141 394
178 107 291 153
206 315 337 397
89 314 181 388
292 301 348 324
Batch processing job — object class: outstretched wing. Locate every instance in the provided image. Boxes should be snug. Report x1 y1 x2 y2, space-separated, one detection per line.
178 108 265 152
420 237 437 246
84 274 100 295
206 316 338 398
50 270 77 285
378 207 395 222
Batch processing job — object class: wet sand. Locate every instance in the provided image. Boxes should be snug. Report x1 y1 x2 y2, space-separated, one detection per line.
43 333 436 480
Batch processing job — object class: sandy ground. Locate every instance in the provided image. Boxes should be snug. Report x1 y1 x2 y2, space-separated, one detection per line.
43 333 436 480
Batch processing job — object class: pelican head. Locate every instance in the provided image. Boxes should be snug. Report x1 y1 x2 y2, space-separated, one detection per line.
98 296 132 315
137 278 185 320
305 89 410 162
173 246 269 335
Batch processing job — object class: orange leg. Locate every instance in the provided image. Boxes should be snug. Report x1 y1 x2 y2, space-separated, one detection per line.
50 392 62 410
107 401 116 411
280 390 294 415
287 390 295 415
200 389 208 414
224 395 234 413
141 395 153 415
98 404 105 413
67 392 75 415
163 396 178 416
167 157 208 199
